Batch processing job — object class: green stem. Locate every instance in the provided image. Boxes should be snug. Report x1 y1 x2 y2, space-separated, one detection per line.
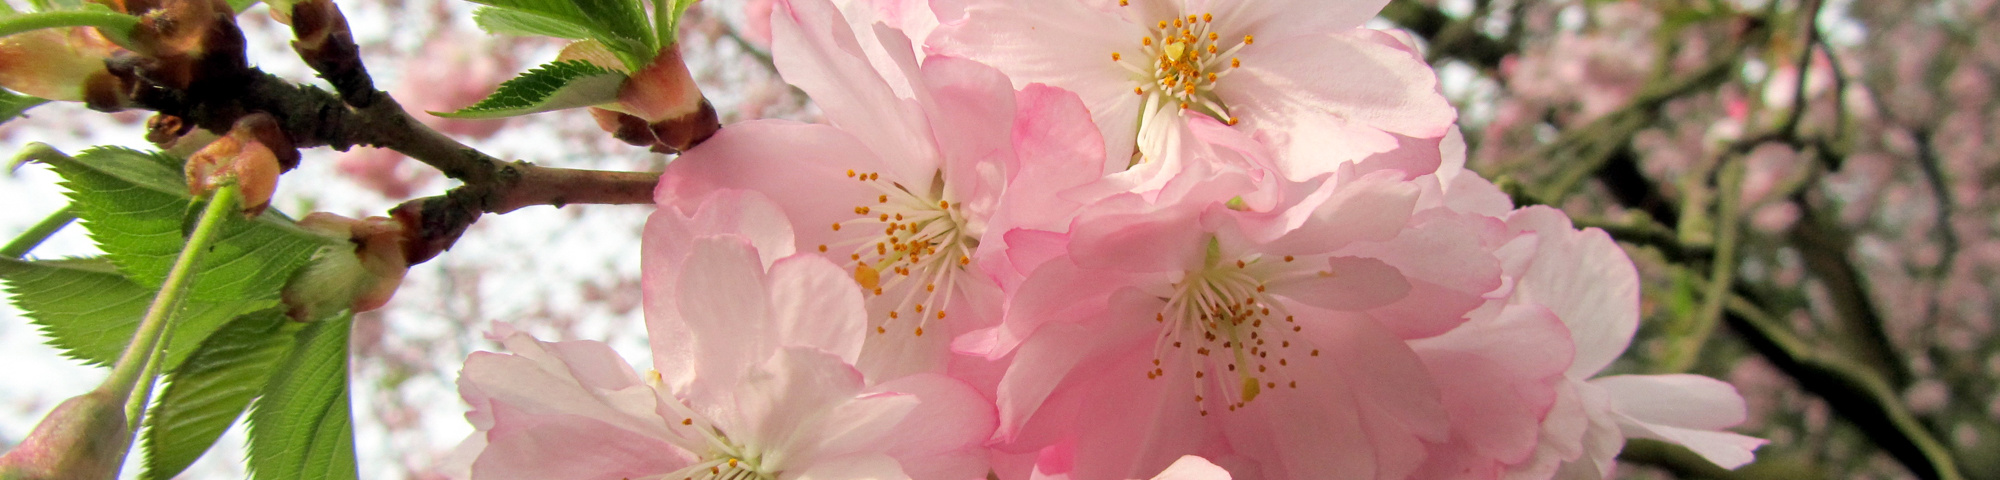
0 206 75 258
103 185 240 422
1662 160 1745 373
0 10 141 48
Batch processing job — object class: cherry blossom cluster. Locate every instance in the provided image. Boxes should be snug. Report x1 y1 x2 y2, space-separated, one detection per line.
449 0 1766 479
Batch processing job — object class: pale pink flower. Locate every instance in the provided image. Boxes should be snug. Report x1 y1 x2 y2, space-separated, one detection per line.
658 0 1110 380
930 0 1454 179
1030 454 1233 480
973 153 1519 479
458 227 994 480
1494 206 1766 479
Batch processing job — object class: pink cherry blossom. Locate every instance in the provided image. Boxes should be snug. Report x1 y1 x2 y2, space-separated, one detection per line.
457 229 993 480
974 153 1512 479
656 0 1109 380
1495 206 1765 478
930 0 1455 180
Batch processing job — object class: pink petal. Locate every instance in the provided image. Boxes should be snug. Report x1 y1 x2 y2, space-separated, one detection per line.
870 373 1000 480
786 453 913 480
1265 256 1410 312
470 404 687 480
930 0 1148 160
644 190 798 387
677 236 777 391
1594 374 1764 469
765 254 871 365
1227 316 1445 480
1147 456 1232 480
730 347 873 457
773 0 939 186
458 340 667 440
1409 305 1573 470
1206 0 1384 41
917 55 1019 206
1229 30 1455 177
657 120 886 259
1506 207 1639 378
1067 192 1210 273
1259 170 1422 255
1338 211 1507 339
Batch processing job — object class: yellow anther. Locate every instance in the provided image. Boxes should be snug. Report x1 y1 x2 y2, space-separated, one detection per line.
914 326 925 336
855 206 870 215
817 244 828 252
1243 34 1254 44
1112 52 1122 61
854 263 880 290
1231 58 1240 68
831 222 842 231
846 169 856 177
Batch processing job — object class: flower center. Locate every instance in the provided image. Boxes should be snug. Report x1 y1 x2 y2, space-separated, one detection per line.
1114 9 1250 127
824 170 977 337
1148 245 1310 416
650 371 779 480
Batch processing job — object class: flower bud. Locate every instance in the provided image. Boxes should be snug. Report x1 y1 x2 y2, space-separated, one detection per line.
184 113 298 216
282 213 411 321
128 0 248 93
0 387 130 480
0 27 127 106
614 46 720 153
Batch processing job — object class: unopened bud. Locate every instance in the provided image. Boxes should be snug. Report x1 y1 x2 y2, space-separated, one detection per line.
129 0 247 93
283 213 410 321
607 45 719 154
0 28 126 105
184 113 297 216
589 107 660 148
0 388 130 480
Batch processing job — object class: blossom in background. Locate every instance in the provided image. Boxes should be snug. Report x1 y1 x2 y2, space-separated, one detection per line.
456 219 993 480
657 0 1111 380
929 0 1454 180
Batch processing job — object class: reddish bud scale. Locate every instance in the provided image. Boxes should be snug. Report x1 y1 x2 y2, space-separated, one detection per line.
285 213 413 320
184 113 298 216
0 387 130 480
128 0 249 94
592 45 721 154
0 28 126 105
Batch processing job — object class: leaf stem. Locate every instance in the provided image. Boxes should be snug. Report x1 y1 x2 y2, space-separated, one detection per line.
0 10 141 48
0 206 76 258
104 184 240 421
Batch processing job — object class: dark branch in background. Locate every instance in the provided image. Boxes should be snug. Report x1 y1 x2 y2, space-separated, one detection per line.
1378 0 1512 71
1725 296 1964 480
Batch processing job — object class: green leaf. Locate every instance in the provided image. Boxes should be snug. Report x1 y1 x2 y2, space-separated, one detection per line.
656 0 696 45
0 8 139 46
142 309 301 480
246 313 356 480
0 256 273 370
570 0 651 52
228 0 263 13
0 88 46 126
459 0 652 65
431 60 626 119
472 6 589 39
42 147 337 302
